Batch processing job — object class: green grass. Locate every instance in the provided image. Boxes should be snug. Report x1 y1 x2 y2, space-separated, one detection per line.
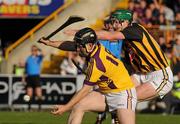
0 111 179 124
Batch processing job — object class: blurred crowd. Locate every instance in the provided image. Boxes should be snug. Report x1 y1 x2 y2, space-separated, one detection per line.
129 0 180 26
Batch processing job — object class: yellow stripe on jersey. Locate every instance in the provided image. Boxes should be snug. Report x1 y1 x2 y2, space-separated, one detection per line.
84 44 134 93
139 25 169 67
124 24 169 74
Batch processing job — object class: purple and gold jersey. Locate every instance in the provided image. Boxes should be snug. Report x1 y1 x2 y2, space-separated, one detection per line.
84 43 134 93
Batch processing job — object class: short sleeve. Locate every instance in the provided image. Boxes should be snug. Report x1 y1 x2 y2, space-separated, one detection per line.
58 41 76 51
121 23 143 41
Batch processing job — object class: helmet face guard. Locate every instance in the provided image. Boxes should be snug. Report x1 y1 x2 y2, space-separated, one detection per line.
74 27 97 57
74 36 86 48
110 17 125 25
74 27 97 48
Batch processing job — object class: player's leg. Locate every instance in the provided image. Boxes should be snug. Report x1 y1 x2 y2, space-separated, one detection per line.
117 109 135 124
95 112 107 124
111 112 119 124
35 86 42 110
106 88 137 124
131 67 173 101
35 86 42 98
34 75 42 99
25 76 34 110
34 75 42 111
26 86 33 110
26 87 33 98
26 76 33 99
131 75 157 101
68 91 106 124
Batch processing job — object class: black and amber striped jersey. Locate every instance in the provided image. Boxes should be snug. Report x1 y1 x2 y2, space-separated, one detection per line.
121 23 169 74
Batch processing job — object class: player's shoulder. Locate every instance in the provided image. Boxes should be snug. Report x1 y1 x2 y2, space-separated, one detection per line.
128 23 143 29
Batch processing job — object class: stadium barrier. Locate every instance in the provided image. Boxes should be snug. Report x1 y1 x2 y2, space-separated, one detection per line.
0 74 85 109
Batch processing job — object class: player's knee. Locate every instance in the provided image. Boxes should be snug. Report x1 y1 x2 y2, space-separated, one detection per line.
73 104 86 112
71 101 88 114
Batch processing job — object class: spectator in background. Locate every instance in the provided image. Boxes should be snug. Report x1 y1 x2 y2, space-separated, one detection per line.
164 47 173 66
14 60 25 76
133 11 141 23
164 0 180 14
157 14 167 25
156 1 175 24
141 8 153 26
128 1 135 11
173 35 180 60
164 46 179 73
60 51 85 75
128 0 178 26
172 71 180 101
23 45 44 111
139 0 147 13
163 70 180 114
158 36 167 52
134 1 143 18
149 3 160 23
174 12 180 25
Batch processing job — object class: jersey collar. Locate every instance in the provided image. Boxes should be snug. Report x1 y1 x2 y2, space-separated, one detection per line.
89 43 100 57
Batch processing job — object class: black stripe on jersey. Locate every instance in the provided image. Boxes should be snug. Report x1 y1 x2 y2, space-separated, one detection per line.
134 58 142 71
134 55 149 72
132 58 141 72
141 42 162 68
142 30 167 68
160 49 169 66
130 42 156 71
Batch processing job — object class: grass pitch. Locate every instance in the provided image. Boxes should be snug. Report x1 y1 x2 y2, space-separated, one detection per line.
0 111 179 124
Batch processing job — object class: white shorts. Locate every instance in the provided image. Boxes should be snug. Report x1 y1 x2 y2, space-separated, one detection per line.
132 66 173 98
105 88 137 112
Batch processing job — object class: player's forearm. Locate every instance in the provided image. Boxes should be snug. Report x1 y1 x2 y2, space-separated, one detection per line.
39 38 63 48
45 40 64 48
39 38 76 51
65 85 92 110
96 30 112 40
96 30 125 41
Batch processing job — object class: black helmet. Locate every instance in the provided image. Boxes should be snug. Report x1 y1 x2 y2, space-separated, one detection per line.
74 27 97 47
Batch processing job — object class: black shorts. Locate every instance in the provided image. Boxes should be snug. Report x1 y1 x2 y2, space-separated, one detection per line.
26 75 41 88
